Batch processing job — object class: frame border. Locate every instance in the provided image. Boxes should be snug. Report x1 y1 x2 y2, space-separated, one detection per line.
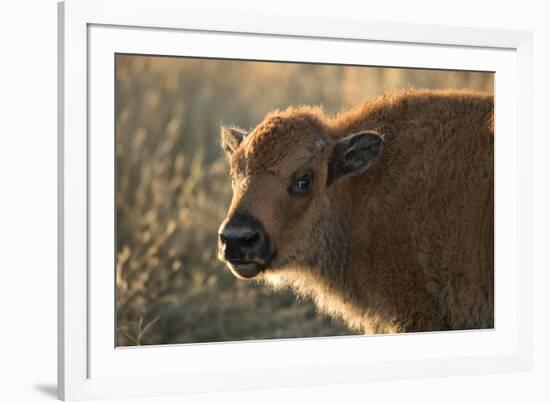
58 0 533 400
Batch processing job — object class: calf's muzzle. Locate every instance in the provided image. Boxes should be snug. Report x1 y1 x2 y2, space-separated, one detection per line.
218 213 273 279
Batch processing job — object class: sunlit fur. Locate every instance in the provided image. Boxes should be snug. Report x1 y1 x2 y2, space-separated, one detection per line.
220 89 494 334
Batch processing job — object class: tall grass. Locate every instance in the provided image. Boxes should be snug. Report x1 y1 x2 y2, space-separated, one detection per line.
115 55 493 346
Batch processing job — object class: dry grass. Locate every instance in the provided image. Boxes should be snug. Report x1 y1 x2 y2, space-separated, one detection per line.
115 55 493 346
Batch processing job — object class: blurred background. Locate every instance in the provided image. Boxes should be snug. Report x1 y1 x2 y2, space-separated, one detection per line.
115 54 493 346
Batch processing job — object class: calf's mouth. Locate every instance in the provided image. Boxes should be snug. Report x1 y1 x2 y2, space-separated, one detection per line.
227 261 264 279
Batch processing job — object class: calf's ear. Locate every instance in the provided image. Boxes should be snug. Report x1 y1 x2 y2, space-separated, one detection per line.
220 126 247 157
327 131 384 185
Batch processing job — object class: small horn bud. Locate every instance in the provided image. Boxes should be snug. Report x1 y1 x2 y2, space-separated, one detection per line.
314 138 326 153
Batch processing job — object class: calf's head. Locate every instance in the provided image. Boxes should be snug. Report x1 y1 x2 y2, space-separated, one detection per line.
217 112 383 279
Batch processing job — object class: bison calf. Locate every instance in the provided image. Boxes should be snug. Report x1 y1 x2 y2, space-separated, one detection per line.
217 89 494 334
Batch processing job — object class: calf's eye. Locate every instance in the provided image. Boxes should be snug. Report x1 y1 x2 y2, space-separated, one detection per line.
289 173 313 196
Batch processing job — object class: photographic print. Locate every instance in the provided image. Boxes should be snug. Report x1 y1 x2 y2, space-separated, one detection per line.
115 55 494 346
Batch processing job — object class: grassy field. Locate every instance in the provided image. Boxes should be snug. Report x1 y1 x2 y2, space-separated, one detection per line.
115 55 493 346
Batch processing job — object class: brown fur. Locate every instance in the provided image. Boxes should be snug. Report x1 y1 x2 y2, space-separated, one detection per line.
221 89 494 334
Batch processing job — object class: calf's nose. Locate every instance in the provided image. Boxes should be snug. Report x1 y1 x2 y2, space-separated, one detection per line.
218 224 265 264
218 213 271 266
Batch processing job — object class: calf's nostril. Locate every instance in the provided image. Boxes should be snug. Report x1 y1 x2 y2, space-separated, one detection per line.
244 233 259 245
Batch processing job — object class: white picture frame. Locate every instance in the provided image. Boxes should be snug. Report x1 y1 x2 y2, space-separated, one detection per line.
58 0 533 400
